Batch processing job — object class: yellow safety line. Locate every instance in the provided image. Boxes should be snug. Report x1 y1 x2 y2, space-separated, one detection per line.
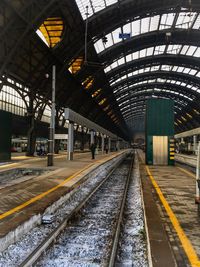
0 162 18 169
0 150 121 221
177 166 196 178
0 153 118 220
0 162 95 220
1 152 89 170
11 156 30 160
146 166 200 267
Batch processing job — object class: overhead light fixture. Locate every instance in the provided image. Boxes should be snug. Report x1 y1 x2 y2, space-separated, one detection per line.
166 32 172 37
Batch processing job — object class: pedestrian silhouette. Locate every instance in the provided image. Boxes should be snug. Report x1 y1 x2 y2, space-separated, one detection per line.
90 143 96 159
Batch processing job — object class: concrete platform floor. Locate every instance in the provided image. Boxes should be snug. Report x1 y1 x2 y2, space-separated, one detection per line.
0 151 124 240
138 150 200 267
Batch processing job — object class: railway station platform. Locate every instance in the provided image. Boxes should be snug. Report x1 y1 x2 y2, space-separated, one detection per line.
175 153 197 168
0 150 127 252
138 150 200 267
1 149 200 267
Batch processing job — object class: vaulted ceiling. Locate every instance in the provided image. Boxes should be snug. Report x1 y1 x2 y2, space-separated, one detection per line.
0 0 200 139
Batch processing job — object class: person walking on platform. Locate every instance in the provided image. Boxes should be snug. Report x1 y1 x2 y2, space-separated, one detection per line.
90 143 96 159
105 144 108 154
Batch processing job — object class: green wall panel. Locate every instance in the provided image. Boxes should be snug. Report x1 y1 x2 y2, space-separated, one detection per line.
145 99 174 165
146 99 174 136
146 135 153 165
0 111 12 161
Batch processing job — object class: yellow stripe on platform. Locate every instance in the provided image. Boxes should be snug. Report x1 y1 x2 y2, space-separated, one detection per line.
0 153 118 220
146 166 200 267
0 162 95 220
177 166 196 179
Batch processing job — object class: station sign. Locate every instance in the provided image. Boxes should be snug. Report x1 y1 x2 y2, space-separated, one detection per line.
119 33 131 39
54 134 68 140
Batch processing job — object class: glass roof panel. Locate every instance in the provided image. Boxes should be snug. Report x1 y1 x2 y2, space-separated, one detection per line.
146 47 154 56
187 46 198 55
75 7 200 122
193 47 200 57
94 40 104 54
114 79 199 95
150 15 160 31
159 13 176 30
141 17 150 33
193 14 200 29
94 12 200 55
104 44 200 73
167 45 182 54
75 0 118 20
37 17 64 48
68 56 84 74
176 12 197 28
110 64 200 86
189 69 198 75
117 88 193 107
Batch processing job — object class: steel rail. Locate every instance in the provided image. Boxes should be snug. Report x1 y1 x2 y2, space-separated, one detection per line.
107 153 135 267
19 157 124 267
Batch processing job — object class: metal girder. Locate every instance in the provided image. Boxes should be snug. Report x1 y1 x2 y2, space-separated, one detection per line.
1 0 200 137
175 127 200 138
0 1 127 138
121 99 199 121
99 29 200 65
120 96 186 118
65 108 118 139
115 83 199 101
0 0 58 77
119 96 191 115
111 71 200 93
87 0 200 39
107 55 200 82
122 97 200 126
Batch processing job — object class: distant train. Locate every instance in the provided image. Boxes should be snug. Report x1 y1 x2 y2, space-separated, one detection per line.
11 138 47 152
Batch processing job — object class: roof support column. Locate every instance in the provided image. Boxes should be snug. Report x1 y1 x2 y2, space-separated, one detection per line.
90 130 95 144
193 135 197 155
188 142 191 152
47 65 56 166
116 139 120 151
68 121 74 160
108 137 111 153
80 126 85 151
101 134 105 154
26 93 36 157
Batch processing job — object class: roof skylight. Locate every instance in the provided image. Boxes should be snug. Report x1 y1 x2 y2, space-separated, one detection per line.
75 0 118 20
37 17 64 48
94 12 198 54
104 45 200 74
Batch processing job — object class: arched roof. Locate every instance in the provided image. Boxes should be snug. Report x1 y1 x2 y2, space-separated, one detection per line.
0 0 200 137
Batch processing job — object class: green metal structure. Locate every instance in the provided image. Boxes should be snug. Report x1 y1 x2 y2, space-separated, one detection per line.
146 99 174 165
0 111 12 161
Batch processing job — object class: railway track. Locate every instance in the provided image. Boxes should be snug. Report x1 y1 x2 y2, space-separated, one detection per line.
19 154 134 267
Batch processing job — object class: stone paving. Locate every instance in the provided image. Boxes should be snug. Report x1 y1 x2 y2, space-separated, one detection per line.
148 165 200 267
0 151 124 238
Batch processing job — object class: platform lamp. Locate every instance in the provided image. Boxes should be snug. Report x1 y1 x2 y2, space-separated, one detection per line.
47 65 56 166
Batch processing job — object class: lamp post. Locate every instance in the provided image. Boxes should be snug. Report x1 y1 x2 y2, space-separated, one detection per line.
47 65 56 166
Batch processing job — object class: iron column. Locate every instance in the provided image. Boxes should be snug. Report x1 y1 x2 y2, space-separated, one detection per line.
47 65 56 166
